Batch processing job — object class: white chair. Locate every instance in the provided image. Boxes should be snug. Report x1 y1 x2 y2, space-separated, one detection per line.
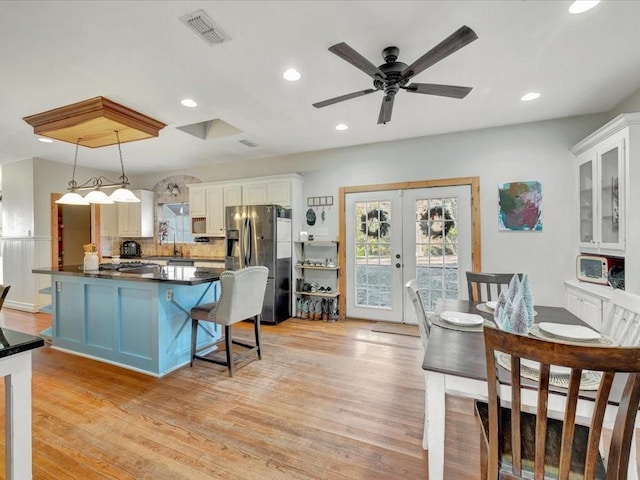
405 279 431 450
405 279 430 349
190 266 268 377
602 289 640 346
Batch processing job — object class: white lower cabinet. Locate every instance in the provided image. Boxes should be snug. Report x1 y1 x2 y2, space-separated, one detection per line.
564 280 613 331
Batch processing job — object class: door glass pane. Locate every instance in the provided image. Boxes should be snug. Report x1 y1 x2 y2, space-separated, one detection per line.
579 161 593 243
414 197 458 309
600 148 619 244
354 201 392 309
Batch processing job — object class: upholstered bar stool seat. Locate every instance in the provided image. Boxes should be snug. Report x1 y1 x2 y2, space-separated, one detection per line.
190 266 269 377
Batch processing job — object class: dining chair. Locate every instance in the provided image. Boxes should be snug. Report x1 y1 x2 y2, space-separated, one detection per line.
476 325 640 480
466 272 518 303
405 279 431 451
405 279 430 350
190 266 268 377
602 289 640 346
0 285 10 311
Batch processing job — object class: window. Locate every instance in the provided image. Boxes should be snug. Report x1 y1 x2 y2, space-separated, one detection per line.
159 202 194 244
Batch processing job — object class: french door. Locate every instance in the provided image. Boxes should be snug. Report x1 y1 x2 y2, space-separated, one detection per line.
345 186 472 323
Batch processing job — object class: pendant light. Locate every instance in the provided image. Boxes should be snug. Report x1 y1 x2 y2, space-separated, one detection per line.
56 131 140 205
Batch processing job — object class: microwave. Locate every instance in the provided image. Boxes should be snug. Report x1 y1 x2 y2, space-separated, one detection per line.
576 255 624 285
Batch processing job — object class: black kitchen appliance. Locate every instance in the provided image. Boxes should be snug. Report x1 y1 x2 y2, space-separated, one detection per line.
120 240 141 258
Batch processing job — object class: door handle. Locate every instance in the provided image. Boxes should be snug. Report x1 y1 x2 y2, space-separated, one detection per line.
395 254 401 259
395 263 401 268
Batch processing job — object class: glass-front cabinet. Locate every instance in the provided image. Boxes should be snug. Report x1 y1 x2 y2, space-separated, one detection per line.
576 132 626 254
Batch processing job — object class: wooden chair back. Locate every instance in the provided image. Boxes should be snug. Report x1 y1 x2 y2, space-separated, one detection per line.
0 285 10 311
602 289 640 346
482 325 640 480
405 279 430 349
466 272 517 303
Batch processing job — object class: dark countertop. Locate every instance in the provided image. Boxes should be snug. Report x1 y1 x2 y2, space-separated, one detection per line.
0 328 44 358
104 256 225 263
32 265 224 286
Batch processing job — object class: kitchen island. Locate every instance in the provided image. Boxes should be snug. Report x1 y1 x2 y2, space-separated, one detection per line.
32 265 224 376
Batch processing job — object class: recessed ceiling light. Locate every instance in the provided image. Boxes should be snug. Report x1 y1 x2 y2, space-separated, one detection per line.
335 123 348 131
283 68 301 82
569 1 600 14
180 98 198 108
38 137 53 143
521 92 541 102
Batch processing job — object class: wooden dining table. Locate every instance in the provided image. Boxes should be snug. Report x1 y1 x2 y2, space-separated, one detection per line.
422 298 638 480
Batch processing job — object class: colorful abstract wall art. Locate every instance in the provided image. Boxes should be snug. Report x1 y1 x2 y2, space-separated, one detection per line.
498 181 542 231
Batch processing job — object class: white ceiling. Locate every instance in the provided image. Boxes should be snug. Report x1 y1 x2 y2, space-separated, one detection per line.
1 1 640 174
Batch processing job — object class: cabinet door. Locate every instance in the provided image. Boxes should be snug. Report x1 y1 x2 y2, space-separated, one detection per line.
243 183 268 205
100 203 118 237
578 154 596 248
189 187 206 217
117 203 132 236
597 137 625 251
206 186 225 236
267 181 291 206
566 286 603 331
224 185 242 207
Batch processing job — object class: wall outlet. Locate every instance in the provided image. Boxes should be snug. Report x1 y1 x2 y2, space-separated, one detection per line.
165 289 173 302
315 227 328 236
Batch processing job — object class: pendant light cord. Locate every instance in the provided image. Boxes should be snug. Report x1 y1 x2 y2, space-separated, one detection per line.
68 139 80 190
115 131 129 186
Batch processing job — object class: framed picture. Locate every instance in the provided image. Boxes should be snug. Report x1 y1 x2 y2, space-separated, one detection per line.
498 181 542 231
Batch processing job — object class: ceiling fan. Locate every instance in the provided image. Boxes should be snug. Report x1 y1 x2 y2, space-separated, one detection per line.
312 25 478 125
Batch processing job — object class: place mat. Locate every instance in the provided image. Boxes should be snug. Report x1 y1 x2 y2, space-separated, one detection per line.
431 315 494 333
529 325 616 346
496 352 602 391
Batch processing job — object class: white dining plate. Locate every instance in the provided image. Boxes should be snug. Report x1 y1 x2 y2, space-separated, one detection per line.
440 311 484 326
520 358 572 376
486 301 498 310
538 322 601 341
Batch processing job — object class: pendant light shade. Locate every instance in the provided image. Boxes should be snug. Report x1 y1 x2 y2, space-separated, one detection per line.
55 192 89 205
109 187 140 203
84 189 114 204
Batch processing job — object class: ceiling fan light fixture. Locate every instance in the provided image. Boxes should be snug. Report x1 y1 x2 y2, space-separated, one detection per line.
283 68 301 81
521 92 541 102
569 1 600 14
335 123 349 131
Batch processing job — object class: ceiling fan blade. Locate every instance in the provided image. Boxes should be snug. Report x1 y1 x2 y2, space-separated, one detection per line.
406 83 473 99
401 25 478 79
377 95 395 125
312 89 377 109
328 42 386 80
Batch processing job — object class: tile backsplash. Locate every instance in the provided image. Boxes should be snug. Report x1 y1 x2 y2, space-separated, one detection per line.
101 236 225 258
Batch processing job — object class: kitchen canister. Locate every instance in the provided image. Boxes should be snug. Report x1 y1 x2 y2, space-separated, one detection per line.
83 252 99 271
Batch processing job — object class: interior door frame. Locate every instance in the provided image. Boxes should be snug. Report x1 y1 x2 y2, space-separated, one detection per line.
338 177 481 318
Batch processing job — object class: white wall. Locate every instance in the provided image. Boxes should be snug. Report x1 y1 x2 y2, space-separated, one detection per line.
134 113 609 307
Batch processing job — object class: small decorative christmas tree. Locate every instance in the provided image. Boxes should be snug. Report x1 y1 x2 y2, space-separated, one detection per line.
510 293 529 334
506 274 521 303
494 289 507 323
519 274 535 327
498 297 513 332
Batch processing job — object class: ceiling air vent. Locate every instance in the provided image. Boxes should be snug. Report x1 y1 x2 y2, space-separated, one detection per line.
239 139 258 148
179 9 225 46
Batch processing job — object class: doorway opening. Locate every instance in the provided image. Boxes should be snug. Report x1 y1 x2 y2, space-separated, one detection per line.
50 193 101 267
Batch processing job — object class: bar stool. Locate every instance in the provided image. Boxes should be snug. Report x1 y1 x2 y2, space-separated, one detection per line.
190 266 268 377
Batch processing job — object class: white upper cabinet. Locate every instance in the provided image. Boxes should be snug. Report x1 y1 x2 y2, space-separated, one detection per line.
571 115 639 256
187 175 301 237
117 190 154 238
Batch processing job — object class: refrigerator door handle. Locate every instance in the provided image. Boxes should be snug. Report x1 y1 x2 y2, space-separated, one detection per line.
242 217 250 267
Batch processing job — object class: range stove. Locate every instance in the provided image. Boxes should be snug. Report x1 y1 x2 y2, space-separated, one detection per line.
99 261 159 272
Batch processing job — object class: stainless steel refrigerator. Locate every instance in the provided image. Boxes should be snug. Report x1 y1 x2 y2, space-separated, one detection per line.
224 204 292 324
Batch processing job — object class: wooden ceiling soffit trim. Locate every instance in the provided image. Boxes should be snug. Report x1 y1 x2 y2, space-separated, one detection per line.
23 96 167 148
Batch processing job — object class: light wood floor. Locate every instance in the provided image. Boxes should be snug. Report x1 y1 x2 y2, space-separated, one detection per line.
1 309 483 479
